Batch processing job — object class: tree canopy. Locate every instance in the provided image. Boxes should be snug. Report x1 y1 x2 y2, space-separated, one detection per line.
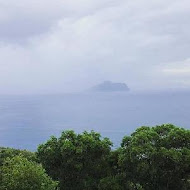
119 124 190 190
37 130 112 190
0 156 58 190
0 124 189 190
0 147 36 167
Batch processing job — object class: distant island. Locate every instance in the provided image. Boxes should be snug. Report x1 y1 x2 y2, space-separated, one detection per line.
90 81 130 92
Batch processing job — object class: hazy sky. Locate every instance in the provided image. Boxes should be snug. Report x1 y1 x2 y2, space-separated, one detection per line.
0 0 190 94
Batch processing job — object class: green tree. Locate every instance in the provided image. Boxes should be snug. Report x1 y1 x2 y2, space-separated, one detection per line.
37 130 112 190
98 176 122 190
0 156 58 190
0 147 37 167
119 124 190 190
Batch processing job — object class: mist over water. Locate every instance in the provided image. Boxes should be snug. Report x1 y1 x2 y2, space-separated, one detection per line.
0 91 190 150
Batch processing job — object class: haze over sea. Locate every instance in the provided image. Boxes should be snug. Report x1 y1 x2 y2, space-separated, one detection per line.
0 90 190 151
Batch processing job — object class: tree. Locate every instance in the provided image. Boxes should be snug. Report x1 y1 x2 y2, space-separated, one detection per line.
0 156 58 190
37 130 112 190
98 176 122 190
119 124 190 190
0 147 37 167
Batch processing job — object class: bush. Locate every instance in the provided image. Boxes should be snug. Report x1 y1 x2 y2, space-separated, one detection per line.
0 156 58 190
0 147 37 167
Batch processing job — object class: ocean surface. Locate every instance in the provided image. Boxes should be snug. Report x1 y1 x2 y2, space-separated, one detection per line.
0 91 190 151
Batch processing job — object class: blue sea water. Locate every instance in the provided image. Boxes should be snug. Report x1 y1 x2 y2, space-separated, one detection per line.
0 91 190 151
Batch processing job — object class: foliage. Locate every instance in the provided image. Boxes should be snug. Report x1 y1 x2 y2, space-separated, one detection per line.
119 124 190 190
0 156 58 190
0 147 37 167
0 124 189 190
37 130 112 190
98 176 122 190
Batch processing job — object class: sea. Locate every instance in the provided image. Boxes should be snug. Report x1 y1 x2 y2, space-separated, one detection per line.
0 91 190 151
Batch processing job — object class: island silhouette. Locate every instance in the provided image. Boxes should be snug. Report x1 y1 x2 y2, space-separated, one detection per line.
90 81 130 92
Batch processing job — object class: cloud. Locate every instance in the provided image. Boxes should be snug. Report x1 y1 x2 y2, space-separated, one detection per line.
163 68 190 75
163 58 190 76
0 0 116 43
0 0 190 93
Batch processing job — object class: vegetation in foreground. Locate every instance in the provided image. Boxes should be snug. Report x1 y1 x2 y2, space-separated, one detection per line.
0 124 190 190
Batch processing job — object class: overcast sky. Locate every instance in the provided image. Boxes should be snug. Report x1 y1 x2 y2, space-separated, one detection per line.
0 0 190 94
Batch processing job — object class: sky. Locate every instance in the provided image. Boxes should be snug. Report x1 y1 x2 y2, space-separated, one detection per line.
0 0 190 94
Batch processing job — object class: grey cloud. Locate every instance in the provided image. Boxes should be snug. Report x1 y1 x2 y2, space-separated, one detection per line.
0 0 116 43
0 0 190 94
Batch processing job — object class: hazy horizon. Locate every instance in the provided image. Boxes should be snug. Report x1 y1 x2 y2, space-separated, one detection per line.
0 91 190 150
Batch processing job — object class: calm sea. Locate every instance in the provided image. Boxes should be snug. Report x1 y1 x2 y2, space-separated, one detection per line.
0 91 190 151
